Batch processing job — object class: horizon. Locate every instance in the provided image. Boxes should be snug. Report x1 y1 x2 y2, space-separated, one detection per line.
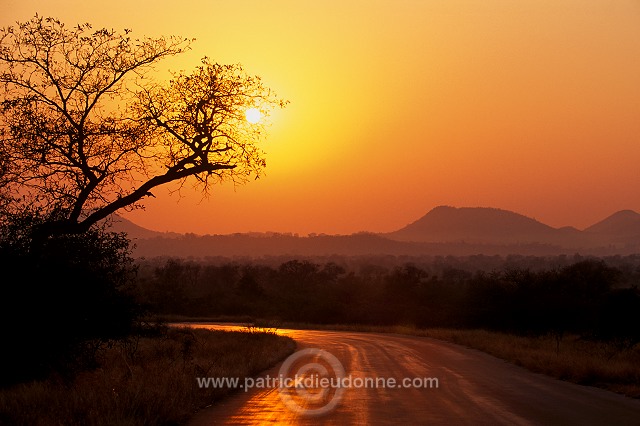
4 1 640 235
117 204 640 237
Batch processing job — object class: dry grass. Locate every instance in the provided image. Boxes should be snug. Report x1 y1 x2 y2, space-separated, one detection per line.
0 327 295 426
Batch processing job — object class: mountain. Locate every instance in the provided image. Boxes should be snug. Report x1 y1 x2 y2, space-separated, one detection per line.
386 206 640 252
584 210 640 246
104 214 180 240
387 206 581 246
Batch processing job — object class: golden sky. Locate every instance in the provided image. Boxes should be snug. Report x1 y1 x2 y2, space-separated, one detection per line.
3 0 640 235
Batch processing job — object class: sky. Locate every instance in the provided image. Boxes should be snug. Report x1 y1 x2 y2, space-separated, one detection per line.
2 0 640 235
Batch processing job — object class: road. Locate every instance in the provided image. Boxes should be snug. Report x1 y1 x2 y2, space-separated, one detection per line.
186 324 640 425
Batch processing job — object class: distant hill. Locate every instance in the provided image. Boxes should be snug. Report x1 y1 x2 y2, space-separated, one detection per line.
388 206 561 244
584 210 640 246
104 215 180 240
386 206 640 250
102 207 640 258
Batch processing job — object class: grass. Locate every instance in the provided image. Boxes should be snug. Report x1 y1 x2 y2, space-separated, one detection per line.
0 326 296 426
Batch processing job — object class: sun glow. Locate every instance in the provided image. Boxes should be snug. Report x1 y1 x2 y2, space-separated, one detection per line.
245 107 262 124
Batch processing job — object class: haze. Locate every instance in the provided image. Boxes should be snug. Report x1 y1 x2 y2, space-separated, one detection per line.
3 0 639 235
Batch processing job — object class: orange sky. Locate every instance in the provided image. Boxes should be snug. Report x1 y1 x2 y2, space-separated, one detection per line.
3 1 640 235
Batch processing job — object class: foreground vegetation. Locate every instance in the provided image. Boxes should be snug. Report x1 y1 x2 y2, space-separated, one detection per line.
0 327 295 426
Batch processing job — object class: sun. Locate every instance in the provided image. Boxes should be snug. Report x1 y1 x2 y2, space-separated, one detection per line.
245 107 263 124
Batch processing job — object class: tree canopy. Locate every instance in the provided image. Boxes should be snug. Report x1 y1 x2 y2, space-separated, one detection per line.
0 15 286 240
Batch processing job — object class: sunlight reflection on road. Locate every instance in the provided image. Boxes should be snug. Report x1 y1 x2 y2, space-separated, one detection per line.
183 323 366 425
175 322 306 339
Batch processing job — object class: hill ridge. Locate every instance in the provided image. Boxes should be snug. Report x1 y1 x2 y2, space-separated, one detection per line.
107 207 640 257
389 205 560 244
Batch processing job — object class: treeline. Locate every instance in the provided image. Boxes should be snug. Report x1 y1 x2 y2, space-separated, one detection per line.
136 256 640 346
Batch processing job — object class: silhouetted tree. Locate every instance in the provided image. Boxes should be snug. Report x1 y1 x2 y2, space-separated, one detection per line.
0 15 286 386
0 16 286 243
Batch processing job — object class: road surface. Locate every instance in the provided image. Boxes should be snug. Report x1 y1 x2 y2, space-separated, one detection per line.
186 324 640 425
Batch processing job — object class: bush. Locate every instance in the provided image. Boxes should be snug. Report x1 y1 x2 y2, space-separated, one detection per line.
0 214 140 387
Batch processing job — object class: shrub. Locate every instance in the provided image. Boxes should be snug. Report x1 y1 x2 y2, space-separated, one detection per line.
0 213 140 386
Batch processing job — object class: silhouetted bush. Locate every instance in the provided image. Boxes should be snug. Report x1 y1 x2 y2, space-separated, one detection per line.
594 286 640 350
0 214 140 387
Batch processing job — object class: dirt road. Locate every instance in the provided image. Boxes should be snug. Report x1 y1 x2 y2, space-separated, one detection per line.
186 325 640 425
